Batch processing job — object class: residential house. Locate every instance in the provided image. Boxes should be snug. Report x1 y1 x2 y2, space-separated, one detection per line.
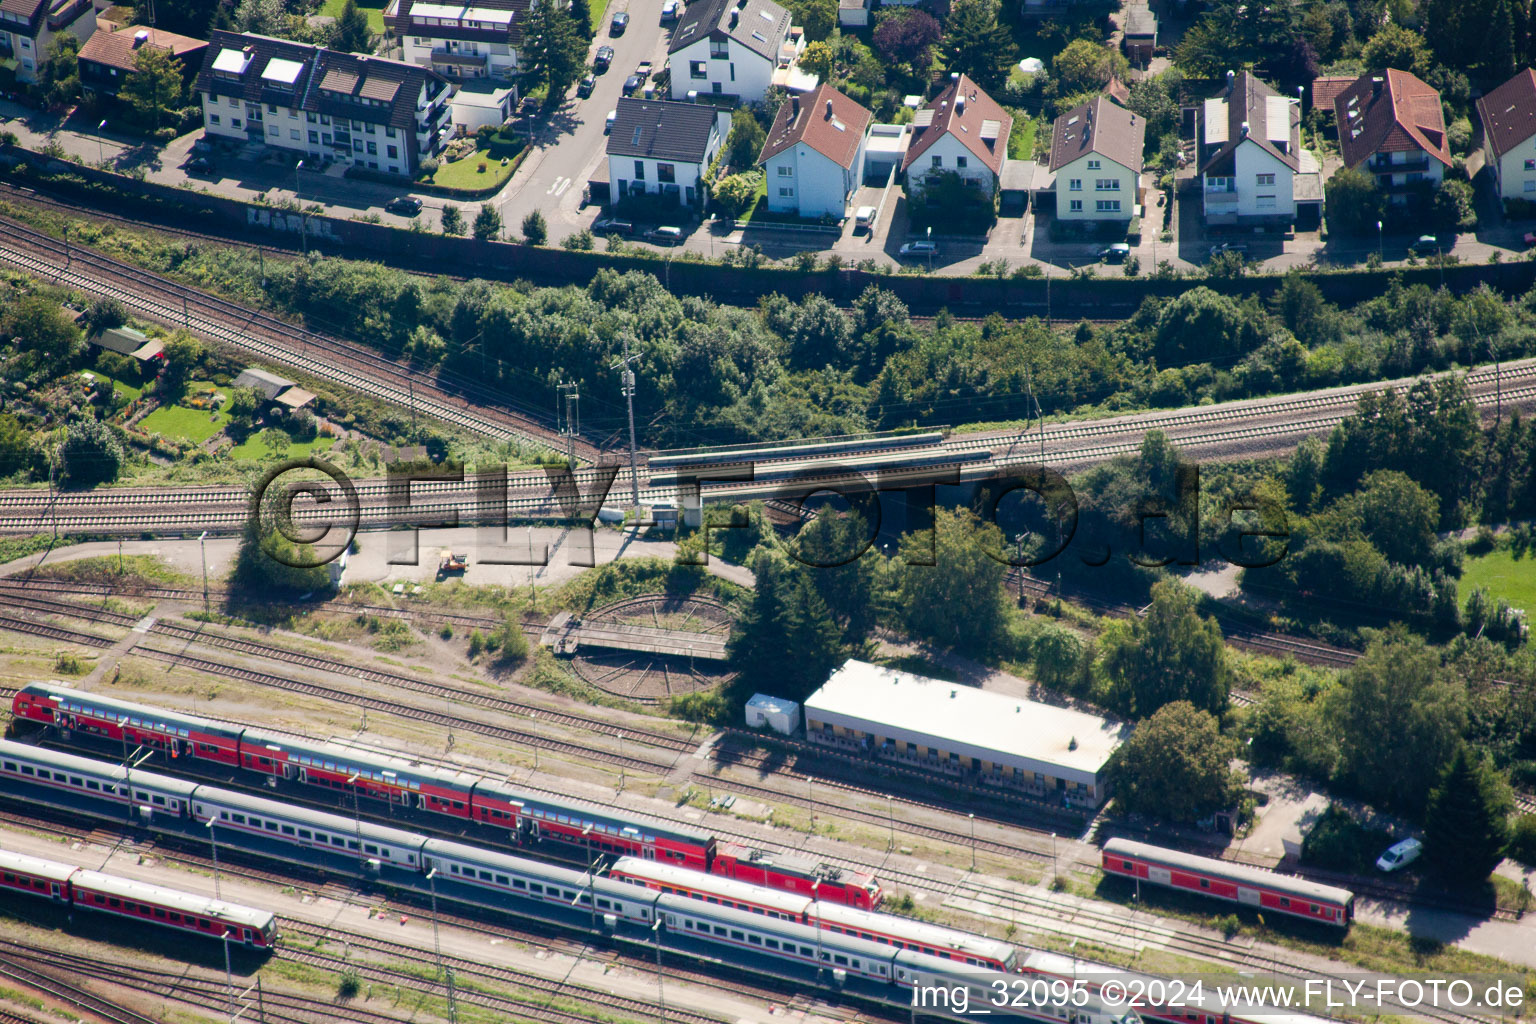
667 0 800 103
1046 94 1141 222
758 84 871 219
1197 70 1319 225
77 25 206 100
0 0 96 85
606 97 729 208
1477 68 1536 205
901 73 1013 201
88 326 163 364
1122 4 1156 67
384 0 527 81
234 368 316 412
194 31 453 178
1333 69 1451 203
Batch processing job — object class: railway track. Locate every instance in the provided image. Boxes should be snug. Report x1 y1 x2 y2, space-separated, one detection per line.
0 953 163 1024
0 216 586 460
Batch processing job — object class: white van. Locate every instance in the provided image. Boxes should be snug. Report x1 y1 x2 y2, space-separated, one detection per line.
854 205 876 232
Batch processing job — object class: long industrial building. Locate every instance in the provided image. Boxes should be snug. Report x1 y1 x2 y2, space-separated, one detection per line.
801 660 1131 808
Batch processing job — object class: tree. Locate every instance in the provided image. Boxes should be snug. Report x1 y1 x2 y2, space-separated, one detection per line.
1110 701 1241 823
230 517 333 596
892 506 1007 651
568 0 593 39
784 0 836 40
728 108 766 169
728 554 844 701
122 46 186 131
1269 272 1335 347
0 414 36 479
82 297 127 337
1424 746 1512 886
1360 23 1432 74
1052 39 1126 96
1324 166 1386 238
1433 179 1476 231
800 40 837 82
441 204 465 235
1031 625 1084 690
939 0 1017 92
873 8 940 76
473 203 502 240
791 510 881 642
713 173 759 217
523 0 585 103
158 334 204 396
521 210 548 245
235 0 288 34
38 34 81 108
1334 633 1467 811
59 417 124 487
1100 581 1230 718
332 0 372 51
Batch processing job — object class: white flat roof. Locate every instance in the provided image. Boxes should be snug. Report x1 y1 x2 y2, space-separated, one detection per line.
262 57 305 84
412 2 516 22
803 660 1129 785
212 47 250 74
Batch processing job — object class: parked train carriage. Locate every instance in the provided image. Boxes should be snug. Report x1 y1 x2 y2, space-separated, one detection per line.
500 786 716 871
0 739 202 822
895 952 1143 1024
1101 839 1353 927
0 848 77 902
13 683 244 766
420 837 658 923
236 729 482 818
713 842 881 909
610 857 1014 970
69 870 278 947
191 787 428 873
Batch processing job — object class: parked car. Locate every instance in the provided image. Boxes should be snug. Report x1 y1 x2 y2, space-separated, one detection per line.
1376 838 1423 873
854 205 876 232
185 156 213 173
594 45 614 71
385 196 423 216
1410 234 1441 255
635 60 653 80
661 0 679 19
622 74 643 95
190 139 214 155
578 73 597 97
646 226 684 244
898 241 939 257
1208 242 1248 258
610 10 629 33
1098 243 1131 262
605 109 617 133
593 217 634 235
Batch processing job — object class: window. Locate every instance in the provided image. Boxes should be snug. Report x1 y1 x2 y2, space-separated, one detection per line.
690 60 706 79
267 103 277 114
354 139 364 151
777 164 793 177
309 130 319 143
366 123 376 134
657 162 675 183
779 187 794 197
1525 158 1534 170
387 145 398 159
1526 180 1536 193
1095 178 1119 191
1095 199 1120 212
1087 158 1100 169
1068 178 1081 191
1256 195 1276 208
210 114 220 125
307 113 317 123
1256 172 1275 186
956 156 968 169
1069 199 1082 212
634 160 645 180
931 155 942 169
710 41 728 59
367 141 377 155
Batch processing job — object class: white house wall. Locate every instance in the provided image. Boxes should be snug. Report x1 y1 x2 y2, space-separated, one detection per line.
907 133 999 198
1232 142 1295 218
400 35 517 79
1496 137 1536 200
1052 151 1134 220
765 141 858 218
669 37 773 102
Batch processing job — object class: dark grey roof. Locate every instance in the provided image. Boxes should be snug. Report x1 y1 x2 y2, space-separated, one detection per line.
607 98 720 162
669 0 790 61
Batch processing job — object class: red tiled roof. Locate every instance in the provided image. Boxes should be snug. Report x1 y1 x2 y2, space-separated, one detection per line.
78 26 206 72
1048 93 1144 173
1310 75 1355 109
1334 68 1451 170
1477 69 1536 159
902 73 1012 175
758 83 871 169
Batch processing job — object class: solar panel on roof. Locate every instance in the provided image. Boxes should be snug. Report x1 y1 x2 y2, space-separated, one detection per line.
979 119 1000 140
912 109 933 128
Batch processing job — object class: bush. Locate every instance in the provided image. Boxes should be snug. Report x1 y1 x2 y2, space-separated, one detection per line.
521 210 547 245
418 155 440 176
1510 815 1536 867
1300 804 1394 872
467 628 484 657
562 229 595 250
439 623 453 640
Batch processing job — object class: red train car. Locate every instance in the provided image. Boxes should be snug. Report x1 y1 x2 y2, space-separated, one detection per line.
0 849 279 947
13 683 242 765
713 842 881 909
1101 838 1354 927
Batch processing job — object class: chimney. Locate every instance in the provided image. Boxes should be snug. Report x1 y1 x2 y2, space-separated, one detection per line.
791 94 799 119
950 72 959 82
825 97 833 118
956 96 965 115
133 28 149 46
1240 120 1249 138
729 9 738 26
1225 69 1234 94
1372 76 1383 99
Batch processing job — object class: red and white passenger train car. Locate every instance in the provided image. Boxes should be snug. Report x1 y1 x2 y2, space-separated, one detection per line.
712 842 881 909
1101 838 1354 927
0 849 279 947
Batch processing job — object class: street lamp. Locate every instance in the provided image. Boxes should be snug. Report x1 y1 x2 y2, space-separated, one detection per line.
968 812 976 872
580 825 597 932
219 930 235 1024
807 775 815 832
205 813 222 900
1050 832 1057 885
96 119 107 167
886 793 894 852
346 772 363 866
811 879 823 980
198 530 209 613
926 225 933 273
651 916 666 1024
295 159 308 254
1376 219 1382 261
526 525 535 602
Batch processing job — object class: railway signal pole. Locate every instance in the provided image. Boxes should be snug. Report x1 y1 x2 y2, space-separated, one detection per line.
611 336 641 512
557 382 579 468
204 813 222 900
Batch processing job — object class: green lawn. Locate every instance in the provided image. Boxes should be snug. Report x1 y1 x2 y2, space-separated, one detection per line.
1008 118 1037 162
733 175 771 226
229 432 335 461
83 371 142 401
430 150 519 191
139 385 230 443
1458 548 1536 611
590 0 614 36
320 0 387 35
